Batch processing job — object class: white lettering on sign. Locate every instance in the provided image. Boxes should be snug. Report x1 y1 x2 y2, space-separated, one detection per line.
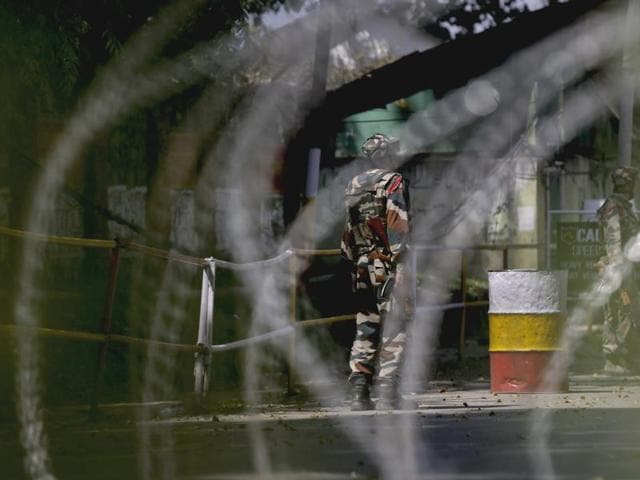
571 244 602 257
555 222 605 294
576 228 599 243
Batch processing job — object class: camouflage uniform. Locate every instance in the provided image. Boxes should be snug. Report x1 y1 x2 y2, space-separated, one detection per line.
596 166 640 372
341 163 412 387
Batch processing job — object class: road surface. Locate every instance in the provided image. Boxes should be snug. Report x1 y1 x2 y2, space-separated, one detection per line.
2 375 640 479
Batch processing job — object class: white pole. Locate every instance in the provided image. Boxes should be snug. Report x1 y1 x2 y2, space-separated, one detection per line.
194 266 209 394
305 148 322 199
202 260 216 394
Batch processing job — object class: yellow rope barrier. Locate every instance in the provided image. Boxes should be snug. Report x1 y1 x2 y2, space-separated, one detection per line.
0 225 520 359
0 324 204 353
296 314 355 327
294 248 340 256
0 324 107 343
0 225 539 262
125 242 206 266
0 225 116 249
0 225 347 264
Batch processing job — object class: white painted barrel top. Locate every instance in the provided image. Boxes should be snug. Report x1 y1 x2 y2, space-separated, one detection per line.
488 270 567 314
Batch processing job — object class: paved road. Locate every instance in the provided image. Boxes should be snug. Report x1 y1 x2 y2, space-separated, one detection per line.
3 375 640 479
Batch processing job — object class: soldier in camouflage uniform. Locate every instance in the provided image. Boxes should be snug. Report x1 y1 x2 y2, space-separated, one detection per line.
596 166 640 373
341 133 413 410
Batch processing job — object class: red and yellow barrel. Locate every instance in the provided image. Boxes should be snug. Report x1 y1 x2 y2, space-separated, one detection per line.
488 270 568 393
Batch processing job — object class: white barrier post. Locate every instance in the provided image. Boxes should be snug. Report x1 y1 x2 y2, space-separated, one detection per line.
194 259 215 395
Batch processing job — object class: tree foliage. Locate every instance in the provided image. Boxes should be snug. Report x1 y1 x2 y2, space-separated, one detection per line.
431 0 581 39
380 0 580 40
1 0 584 116
0 0 292 115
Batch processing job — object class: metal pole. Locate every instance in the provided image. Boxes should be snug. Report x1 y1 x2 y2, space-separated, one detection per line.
194 271 206 393
545 174 552 270
287 253 298 395
459 251 467 359
193 262 215 395
89 243 121 419
303 21 331 248
618 0 639 167
410 245 418 321
305 148 322 200
203 260 215 394
305 149 321 248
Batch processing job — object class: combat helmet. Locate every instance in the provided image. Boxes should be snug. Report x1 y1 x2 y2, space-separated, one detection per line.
361 133 399 160
612 166 639 191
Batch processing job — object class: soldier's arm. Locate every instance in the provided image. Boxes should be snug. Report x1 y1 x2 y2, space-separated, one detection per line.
340 221 354 262
385 174 410 261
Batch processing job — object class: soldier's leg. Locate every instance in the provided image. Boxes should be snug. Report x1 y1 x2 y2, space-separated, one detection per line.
378 298 407 383
349 311 382 375
376 279 413 409
602 298 620 362
613 306 634 370
348 287 380 410
349 291 381 375
624 293 640 373
378 332 407 381
602 295 632 373
376 330 408 410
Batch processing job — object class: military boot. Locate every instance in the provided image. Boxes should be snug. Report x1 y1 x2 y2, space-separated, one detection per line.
376 378 418 410
603 358 631 375
375 378 399 410
349 373 374 411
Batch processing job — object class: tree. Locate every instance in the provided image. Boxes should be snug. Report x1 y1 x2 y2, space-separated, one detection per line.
0 0 297 114
0 0 297 233
376 0 581 41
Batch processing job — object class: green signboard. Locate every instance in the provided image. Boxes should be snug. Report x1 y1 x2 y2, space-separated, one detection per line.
554 222 605 295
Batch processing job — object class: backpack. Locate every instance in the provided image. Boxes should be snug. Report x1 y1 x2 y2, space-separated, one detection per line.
345 169 396 257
